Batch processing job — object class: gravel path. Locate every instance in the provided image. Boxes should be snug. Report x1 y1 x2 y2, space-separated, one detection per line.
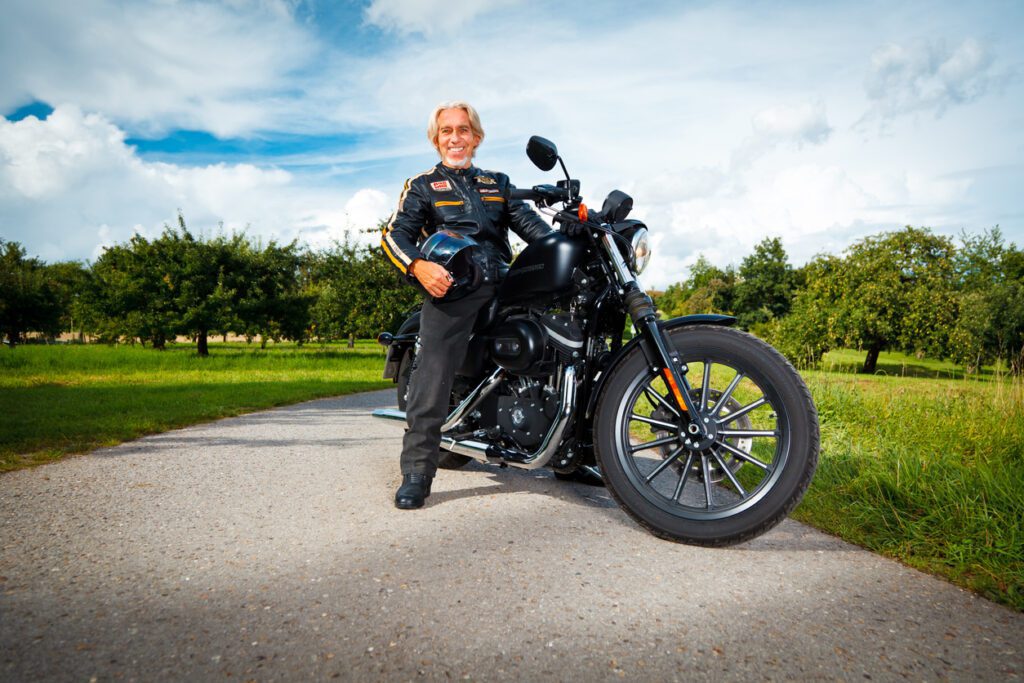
2 389 1021 681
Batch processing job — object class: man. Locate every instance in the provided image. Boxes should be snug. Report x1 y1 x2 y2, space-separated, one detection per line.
381 101 551 509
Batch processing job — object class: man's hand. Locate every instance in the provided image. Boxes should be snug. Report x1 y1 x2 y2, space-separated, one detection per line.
410 259 453 298
560 219 586 237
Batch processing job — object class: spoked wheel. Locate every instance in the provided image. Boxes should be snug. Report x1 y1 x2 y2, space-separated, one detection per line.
648 389 750 484
594 325 819 546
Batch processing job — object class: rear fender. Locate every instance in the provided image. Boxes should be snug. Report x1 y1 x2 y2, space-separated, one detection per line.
381 312 421 380
584 314 736 418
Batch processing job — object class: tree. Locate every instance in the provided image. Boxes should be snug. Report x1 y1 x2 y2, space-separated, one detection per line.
768 227 958 373
46 261 92 340
0 240 63 345
765 254 842 368
89 234 179 348
732 237 794 330
307 229 419 344
656 255 736 318
173 233 236 356
950 228 1024 373
234 239 312 347
88 217 316 354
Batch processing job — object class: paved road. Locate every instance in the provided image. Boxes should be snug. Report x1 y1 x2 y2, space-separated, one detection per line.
2 389 1021 681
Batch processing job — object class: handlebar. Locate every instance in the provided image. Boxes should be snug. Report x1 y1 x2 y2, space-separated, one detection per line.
511 182 611 233
508 188 537 201
509 184 571 204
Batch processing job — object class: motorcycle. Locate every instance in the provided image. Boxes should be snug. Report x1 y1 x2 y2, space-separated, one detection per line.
373 136 819 546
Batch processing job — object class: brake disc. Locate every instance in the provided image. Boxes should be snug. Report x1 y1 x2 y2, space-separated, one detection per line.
649 389 752 484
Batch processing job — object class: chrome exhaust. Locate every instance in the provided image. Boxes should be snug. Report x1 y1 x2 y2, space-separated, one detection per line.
372 408 406 422
442 367 504 432
371 367 504 429
373 365 577 472
444 365 577 471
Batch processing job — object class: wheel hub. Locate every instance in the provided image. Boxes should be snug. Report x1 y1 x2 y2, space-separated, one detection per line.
682 415 717 451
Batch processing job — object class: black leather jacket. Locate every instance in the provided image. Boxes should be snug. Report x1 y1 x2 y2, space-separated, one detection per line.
381 162 552 283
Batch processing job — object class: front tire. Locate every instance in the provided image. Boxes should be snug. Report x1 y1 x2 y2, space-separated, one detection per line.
593 325 818 546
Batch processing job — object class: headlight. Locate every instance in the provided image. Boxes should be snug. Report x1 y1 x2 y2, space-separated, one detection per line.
630 228 651 274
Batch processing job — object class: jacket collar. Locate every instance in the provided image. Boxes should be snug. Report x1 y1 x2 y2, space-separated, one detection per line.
437 162 477 178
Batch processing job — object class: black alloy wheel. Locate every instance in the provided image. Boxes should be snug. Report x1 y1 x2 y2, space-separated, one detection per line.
594 325 819 546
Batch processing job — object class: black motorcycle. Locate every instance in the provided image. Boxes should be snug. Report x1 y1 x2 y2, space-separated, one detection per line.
373 136 819 546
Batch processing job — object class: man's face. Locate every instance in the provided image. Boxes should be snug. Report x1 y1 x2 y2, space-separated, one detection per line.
435 108 480 168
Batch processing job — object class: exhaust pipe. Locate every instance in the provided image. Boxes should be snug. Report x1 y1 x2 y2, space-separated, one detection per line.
372 365 577 471
371 367 504 431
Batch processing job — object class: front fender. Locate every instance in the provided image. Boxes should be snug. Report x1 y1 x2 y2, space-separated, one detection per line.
584 314 736 418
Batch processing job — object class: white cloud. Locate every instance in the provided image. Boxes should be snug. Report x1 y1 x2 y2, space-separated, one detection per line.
343 189 392 233
730 101 833 170
863 37 997 121
0 106 133 198
751 102 832 147
2 1 1021 289
0 106 388 262
363 0 519 37
0 0 314 137
633 160 979 288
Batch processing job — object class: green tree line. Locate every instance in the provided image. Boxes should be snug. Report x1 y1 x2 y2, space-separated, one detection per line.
4 220 1022 372
0 214 418 355
656 227 1024 374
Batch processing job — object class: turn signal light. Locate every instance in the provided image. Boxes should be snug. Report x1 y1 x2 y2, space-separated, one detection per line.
578 203 589 222
662 368 689 413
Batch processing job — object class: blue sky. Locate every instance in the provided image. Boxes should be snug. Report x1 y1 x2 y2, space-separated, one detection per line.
1 0 1022 288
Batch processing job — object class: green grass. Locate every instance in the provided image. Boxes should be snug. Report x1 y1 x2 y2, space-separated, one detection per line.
819 347 1009 380
0 341 390 471
795 359 1024 611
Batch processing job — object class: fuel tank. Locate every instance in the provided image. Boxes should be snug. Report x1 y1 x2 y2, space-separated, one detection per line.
497 232 588 305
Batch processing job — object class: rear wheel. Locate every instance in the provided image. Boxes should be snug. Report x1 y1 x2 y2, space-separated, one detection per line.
396 349 414 411
593 325 818 546
397 348 472 470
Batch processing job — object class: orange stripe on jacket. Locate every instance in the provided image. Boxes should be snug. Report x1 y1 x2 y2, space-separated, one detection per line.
381 168 434 273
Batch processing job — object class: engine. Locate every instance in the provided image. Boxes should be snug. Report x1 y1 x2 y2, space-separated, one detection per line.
489 313 584 377
485 312 583 450
496 378 559 450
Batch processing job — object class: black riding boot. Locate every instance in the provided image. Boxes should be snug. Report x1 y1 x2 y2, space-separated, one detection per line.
395 473 433 510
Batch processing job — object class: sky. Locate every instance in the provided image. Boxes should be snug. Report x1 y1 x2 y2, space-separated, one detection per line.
1 0 1022 289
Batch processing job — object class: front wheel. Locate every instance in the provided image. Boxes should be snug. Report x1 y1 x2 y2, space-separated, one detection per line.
593 325 818 546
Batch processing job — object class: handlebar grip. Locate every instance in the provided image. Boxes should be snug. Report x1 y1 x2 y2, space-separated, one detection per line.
510 185 572 203
509 188 537 201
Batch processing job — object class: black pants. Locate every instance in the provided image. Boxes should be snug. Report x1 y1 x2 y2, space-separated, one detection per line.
400 284 497 476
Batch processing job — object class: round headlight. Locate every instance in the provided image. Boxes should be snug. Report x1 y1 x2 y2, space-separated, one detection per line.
630 228 651 274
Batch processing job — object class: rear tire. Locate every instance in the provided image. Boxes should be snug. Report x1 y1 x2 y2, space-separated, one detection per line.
593 325 818 546
396 348 472 471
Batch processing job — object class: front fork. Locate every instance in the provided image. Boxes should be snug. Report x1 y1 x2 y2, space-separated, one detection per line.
598 233 710 440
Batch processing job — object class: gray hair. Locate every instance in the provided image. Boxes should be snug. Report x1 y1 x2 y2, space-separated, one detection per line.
427 101 485 153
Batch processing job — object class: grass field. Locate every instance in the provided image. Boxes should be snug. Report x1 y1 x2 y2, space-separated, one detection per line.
796 353 1023 611
0 341 390 471
2 342 1021 610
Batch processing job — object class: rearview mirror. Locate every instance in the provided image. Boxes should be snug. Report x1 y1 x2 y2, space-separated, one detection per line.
526 136 559 171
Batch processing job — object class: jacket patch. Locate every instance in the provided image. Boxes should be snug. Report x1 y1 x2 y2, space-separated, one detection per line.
475 176 497 185
478 188 500 194
430 180 452 192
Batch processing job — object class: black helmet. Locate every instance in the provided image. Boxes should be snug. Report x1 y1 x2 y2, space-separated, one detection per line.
418 229 483 302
